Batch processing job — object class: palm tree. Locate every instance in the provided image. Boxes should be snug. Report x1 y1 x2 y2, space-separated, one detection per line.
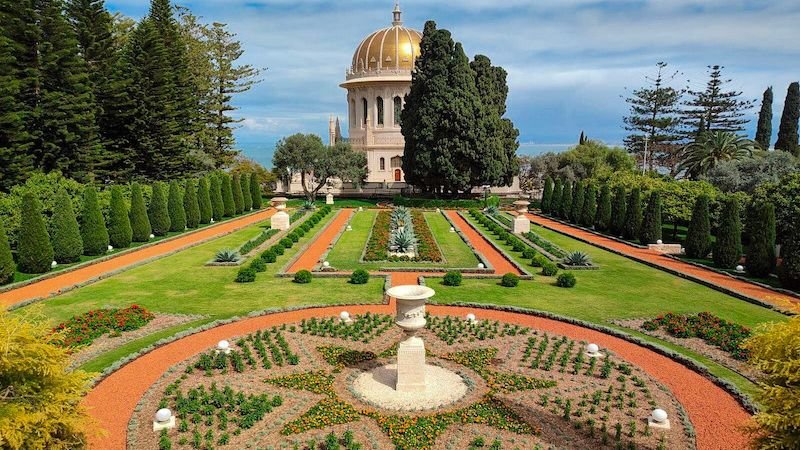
679 131 754 178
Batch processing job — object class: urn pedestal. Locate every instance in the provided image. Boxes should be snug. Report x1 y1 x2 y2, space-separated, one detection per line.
326 193 334 205
270 197 290 231
386 285 435 393
512 200 531 234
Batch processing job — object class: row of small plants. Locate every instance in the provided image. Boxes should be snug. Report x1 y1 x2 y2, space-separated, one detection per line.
426 315 530 345
641 312 751 360
317 346 377 369
51 304 155 348
295 430 363 450
410 210 443 262
519 333 615 378
188 328 299 376
443 347 556 394
298 313 393 343
157 378 283 450
238 228 280 256
363 208 443 262
235 206 332 283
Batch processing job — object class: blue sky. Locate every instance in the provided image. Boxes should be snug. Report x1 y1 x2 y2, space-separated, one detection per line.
106 0 800 167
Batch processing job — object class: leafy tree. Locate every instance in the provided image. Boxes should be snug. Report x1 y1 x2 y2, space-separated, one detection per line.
742 316 800 449
712 197 742 268
231 173 244 214
183 179 200 228
580 182 597 227
209 175 224 221
685 195 712 258
108 185 132 248
570 180 585 224
622 187 642 240
682 65 754 135
775 82 799 155
549 179 563 216
241 173 252 211
148 182 170 236
80 185 109 255
704 150 799 194
541 177 554 213
679 131 754 179
623 62 684 174
639 191 662 244
754 86 773 150
197 177 212 224
220 173 235 217
250 172 262 209
0 220 14 284
0 308 93 449
128 182 151 242
50 189 84 263
595 184 612 232
746 202 775 278
17 193 54 273
519 142 635 184
559 181 573 219
167 180 186 232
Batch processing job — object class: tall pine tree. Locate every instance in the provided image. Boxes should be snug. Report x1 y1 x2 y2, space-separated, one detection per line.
0 32 33 190
754 87 773 150
0 219 14 284
682 65 754 135
775 82 799 155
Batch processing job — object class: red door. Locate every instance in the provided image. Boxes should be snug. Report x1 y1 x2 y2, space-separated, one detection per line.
394 169 401 182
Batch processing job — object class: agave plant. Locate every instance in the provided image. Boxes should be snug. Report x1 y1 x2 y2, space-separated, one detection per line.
301 201 316 211
390 207 413 230
485 205 499 216
214 249 241 263
389 227 417 253
563 251 591 266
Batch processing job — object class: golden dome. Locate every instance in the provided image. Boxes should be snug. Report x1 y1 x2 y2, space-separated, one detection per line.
350 4 422 74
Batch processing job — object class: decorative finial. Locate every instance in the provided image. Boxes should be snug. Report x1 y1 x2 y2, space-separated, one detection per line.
392 1 402 26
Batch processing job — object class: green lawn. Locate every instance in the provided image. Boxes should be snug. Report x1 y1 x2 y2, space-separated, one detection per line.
325 210 479 271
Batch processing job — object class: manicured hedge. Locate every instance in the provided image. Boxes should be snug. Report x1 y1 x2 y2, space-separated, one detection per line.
235 267 257 283
500 272 519 287
556 272 576 288
210 176 224 221
443 271 462 286
221 173 235 217
250 173 262 209
241 174 253 211
713 197 742 268
294 270 312 284
350 269 369 285
685 195 711 258
392 196 483 209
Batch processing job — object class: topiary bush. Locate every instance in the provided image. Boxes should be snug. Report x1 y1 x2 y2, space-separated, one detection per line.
18 193 54 273
531 254 545 267
500 272 519 287
50 189 83 263
221 173 235 217
288 232 299 243
250 173 262 209
80 185 110 256
108 186 132 249
197 177 213 225
235 267 257 283
241 174 252 211
294 270 312 284
685 195 711 258
280 238 293 249
167 180 186 232
0 220 16 285
443 271 462 286
249 258 266 273
232 174 244 214
261 249 277 263
556 272 577 288
713 197 742 269
183 179 200 229
272 244 285 256
210 176 224 221
639 190 662 245
350 269 370 285
129 182 152 242
522 248 536 259
148 182 171 236
622 187 642 241
541 261 559 277
746 202 776 278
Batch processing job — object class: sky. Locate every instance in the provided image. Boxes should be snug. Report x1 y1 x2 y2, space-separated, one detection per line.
106 0 800 167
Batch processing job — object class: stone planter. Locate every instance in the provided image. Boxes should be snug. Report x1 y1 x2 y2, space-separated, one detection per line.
386 285 435 392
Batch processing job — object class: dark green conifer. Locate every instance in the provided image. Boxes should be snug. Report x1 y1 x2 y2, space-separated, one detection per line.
197 177 212 224
713 197 742 268
746 202 776 277
550 179 563 217
779 227 800 289
580 182 597 227
622 187 642 240
184 179 200 229
241 174 252 211
51 189 83 263
232 174 244 214
250 173 262 209
0 33 33 191
210 176 224 221
685 195 712 258
129 182 152 242
148 182 170 236
541 177 554 213
610 186 627 236
167 180 186 232
595 184 612 232
0 220 14 284
775 82 800 155
108 185 132 248
570 181 585 223
754 87 773 150
559 181 573 219
80 186 109 255
18 193 54 274
221 173 235 217
639 191 662 245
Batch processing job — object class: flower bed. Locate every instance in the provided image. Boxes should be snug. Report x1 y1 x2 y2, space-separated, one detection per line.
363 209 443 263
52 305 155 348
641 312 751 361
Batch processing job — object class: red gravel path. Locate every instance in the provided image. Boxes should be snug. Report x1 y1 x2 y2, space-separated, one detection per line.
0 209 276 308
525 212 800 313
445 210 521 275
287 208 354 273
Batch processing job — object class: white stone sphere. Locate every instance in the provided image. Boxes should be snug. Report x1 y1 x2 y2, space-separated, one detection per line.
108 245 114 251
155 408 172 423
358 207 363 212
466 313 476 322
149 233 155 239
346 225 352 231
656 239 663 245
51 261 58 268
586 343 599 354
210 218 215 223
478 263 485 269
736 265 744 272
323 261 330 268
436 208 441 213
217 340 230 351
651 408 668 423
450 227 455 232
340 311 350 321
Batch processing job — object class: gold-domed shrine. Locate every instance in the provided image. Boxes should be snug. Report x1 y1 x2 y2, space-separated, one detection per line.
349 6 422 75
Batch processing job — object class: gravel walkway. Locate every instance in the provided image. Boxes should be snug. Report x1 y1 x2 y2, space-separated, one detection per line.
287 208 354 273
445 210 521 275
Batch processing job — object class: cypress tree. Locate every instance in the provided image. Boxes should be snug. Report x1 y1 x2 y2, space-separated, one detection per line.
0 220 14 285
550 179 563 217
639 191 663 245
685 195 712 258
611 186 627 236
595 184 612 232
779 227 800 289
18 193 54 274
775 82 800 155
541 177 554 213
570 181 585 223
167 180 186 232
581 182 597 227
184 179 200 229
559 181 573 219
197 177 212 224
108 185 132 248
129 182 152 242
232 174 244 214
80 185 109 255
221 173 235 217
754 87 773 150
623 187 642 240
148 182 170 236
713 197 742 268
250 173 262 209
241 174 252 211
746 202 776 277
210 176 224 221
50 189 84 263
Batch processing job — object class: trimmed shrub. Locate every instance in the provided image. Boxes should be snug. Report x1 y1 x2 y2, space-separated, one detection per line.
272 245 285 256
746 202 776 278
622 187 642 241
197 177 212 225
522 248 536 259
443 271 462 286
250 173 262 209
18 193 54 273
148 183 171 236
232 174 244 214
559 181 572 219
167 180 186 232
639 191 662 245
595 184 612 232
0 220 16 284
570 180 585 224
250 258 267 273
241 174 252 211
184 179 201 229
512 241 525 252
210 176 224 221
350 269 370 284
531 254 546 268
261 249 277 263
51 189 83 263
580 182 597 227
541 177 554 213
610 185 627 237
280 237 293 249
129 182 152 242
294 270 312 284
713 197 742 268
556 272 577 288
685 195 712 258
108 186 132 249
550 179 563 216
541 261 559 276
221 173 235 217
500 272 519 287
235 267 257 283
80 186 109 256
288 232 299 243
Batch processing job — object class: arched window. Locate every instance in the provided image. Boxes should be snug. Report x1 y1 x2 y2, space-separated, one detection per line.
391 156 402 168
393 96 402 126
350 99 356 129
362 98 368 126
379 157 385 171
376 97 384 126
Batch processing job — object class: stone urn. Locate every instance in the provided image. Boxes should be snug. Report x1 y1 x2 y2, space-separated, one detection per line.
512 200 531 234
513 200 530 214
385 285 436 392
270 197 290 230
